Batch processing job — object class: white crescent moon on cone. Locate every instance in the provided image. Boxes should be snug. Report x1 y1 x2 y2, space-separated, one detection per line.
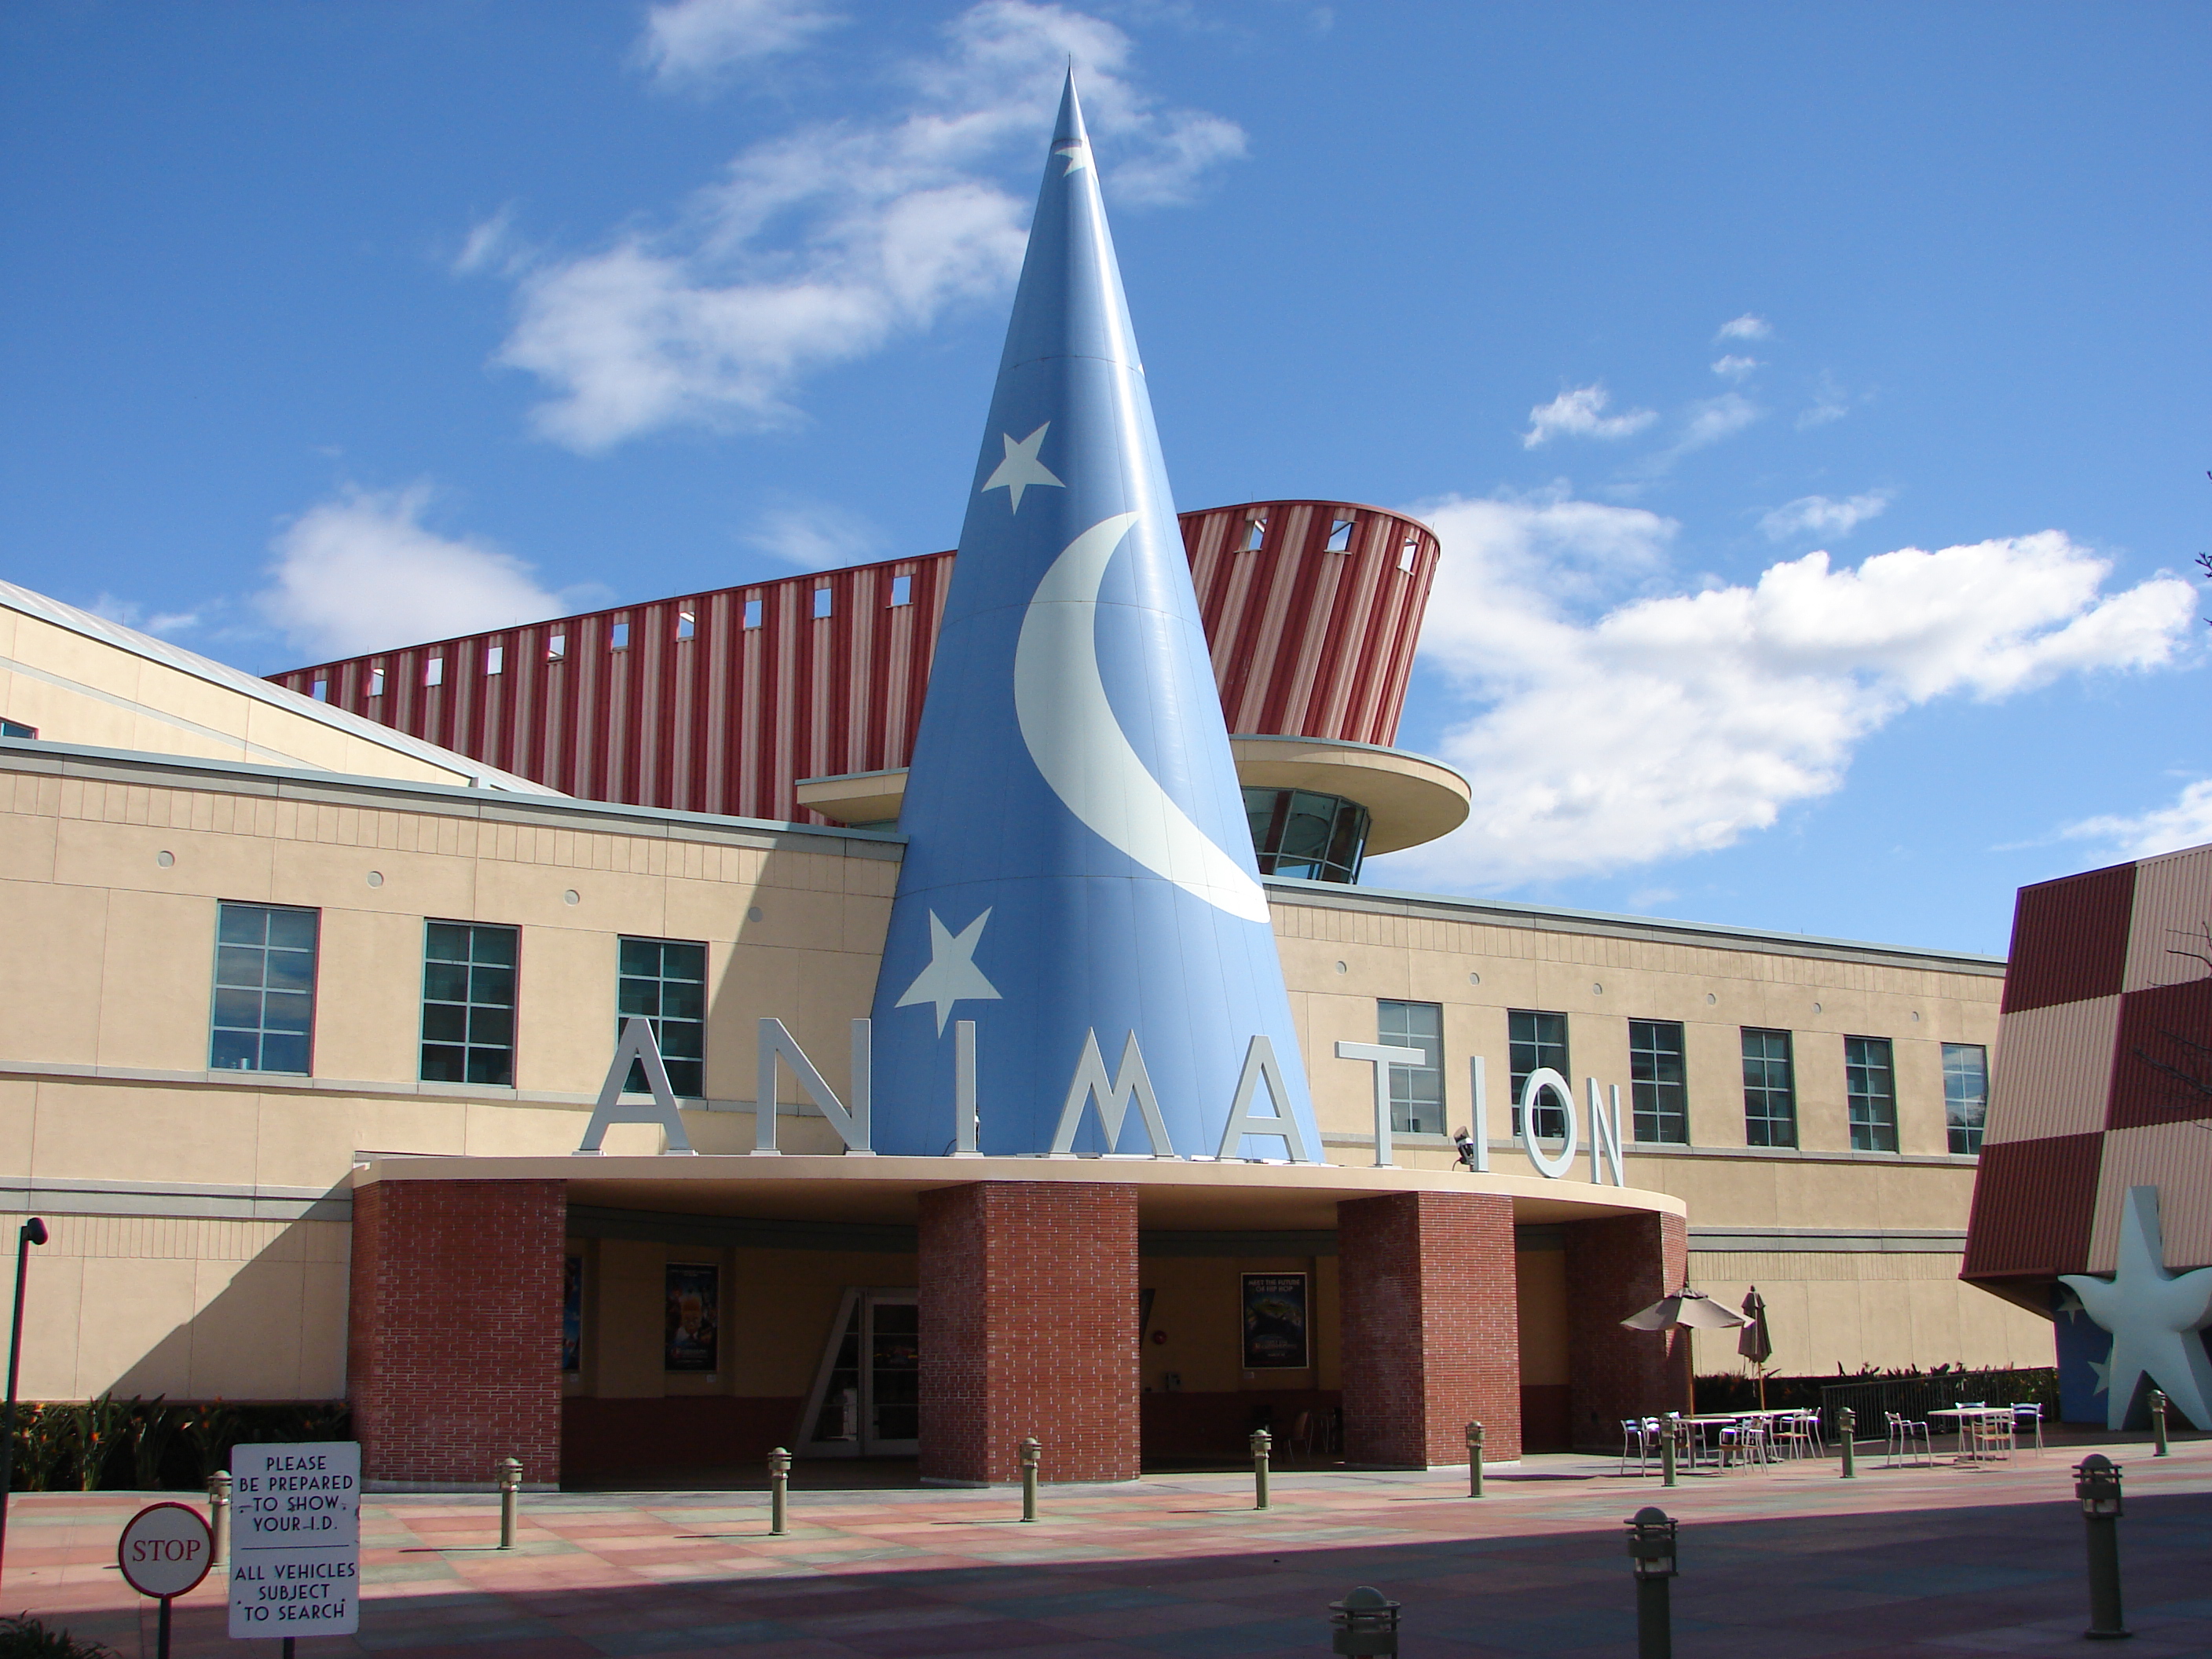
1013 513 1273 925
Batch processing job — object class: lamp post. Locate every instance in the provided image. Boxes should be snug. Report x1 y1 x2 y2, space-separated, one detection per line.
0 1217 49 1593
1466 1422 1484 1497
1250 1427 1271 1511
767 1446 791 1536
1625 1505 1679 1659
1328 1586 1401 1658
2074 1455 2130 1640
2148 1390 2168 1458
1018 1436 1041 1522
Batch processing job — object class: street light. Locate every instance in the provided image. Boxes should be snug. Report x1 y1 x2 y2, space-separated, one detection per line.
1328 1586 1401 1658
1625 1505 1679 1658
2073 1454 2129 1640
0 1217 49 1593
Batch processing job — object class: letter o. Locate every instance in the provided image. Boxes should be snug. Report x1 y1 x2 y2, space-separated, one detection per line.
1518 1067 1580 1179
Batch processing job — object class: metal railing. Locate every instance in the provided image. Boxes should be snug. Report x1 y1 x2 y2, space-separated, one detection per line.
1819 1369 2056 1444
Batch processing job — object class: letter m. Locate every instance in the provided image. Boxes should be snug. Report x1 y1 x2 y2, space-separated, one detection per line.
1050 1029 1175 1157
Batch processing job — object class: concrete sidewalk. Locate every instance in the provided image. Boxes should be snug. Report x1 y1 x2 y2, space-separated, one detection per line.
6 1441 2209 1657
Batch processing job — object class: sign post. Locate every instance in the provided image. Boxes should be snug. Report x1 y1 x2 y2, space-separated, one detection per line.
228 1441 361 1649
118 1501 213 1659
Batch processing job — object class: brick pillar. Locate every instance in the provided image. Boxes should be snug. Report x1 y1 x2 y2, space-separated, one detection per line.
1337 1190 1520 1467
1565 1210 1690 1451
348 1178 566 1489
917 1181 1138 1485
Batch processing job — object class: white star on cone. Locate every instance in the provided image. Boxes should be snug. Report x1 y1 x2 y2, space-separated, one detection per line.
895 909 1003 1035
981 423 1064 512
2062 1185 2212 1431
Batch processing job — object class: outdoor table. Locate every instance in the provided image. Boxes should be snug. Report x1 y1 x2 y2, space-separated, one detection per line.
1925 1406 2011 1463
1681 1413 1760 1469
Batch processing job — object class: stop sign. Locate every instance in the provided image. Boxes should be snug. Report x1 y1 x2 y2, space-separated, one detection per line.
118 1502 213 1599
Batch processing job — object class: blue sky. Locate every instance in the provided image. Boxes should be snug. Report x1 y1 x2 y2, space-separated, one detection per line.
3 1 2206 954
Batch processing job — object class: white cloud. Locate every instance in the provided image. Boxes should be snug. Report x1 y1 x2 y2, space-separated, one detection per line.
744 504 884 569
1677 392 1760 452
453 205 526 277
1798 372 1849 428
635 0 843 88
255 485 568 660
2061 781 2212 861
1759 491 1892 542
90 595 202 636
494 1 1245 452
1711 354 1758 380
1717 313 1771 341
1521 384 1658 449
1374 493 2200 887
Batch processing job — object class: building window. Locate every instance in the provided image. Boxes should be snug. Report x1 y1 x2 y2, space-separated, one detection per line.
1326 516 1355 551
744 598 763 629
888 574 912 606
1741 1027 1796 1148
676 610 695 641
210 903 318 1074
610 621 630 650
421 921 518 1086
485 645 504 676
425 657 444 687
1944 1042 1988 1155
1244 517 1267 551
1628 1020 1688 1144
0 720 33 738
309 678 328 701
1509 1010 1569 1137
1845 1035 1898 1152
1398 533 1419 572
368 668 385 697
1243 787 1369 884
813 587 833 619
619 938 707 1099
1377 999 1443 1135
547 635 566 662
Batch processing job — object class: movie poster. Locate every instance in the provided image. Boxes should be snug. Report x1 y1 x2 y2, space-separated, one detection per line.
1242 1273 1309 1369
562 1254 582 1373
665 1262 719 1372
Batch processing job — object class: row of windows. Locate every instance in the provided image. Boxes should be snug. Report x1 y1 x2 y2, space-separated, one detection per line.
1240 515 1423 572
1375 999 1988 1156
211 903 708 1097
327 578 924 699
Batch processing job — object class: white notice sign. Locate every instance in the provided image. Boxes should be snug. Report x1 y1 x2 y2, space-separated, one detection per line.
227 1440 361 1639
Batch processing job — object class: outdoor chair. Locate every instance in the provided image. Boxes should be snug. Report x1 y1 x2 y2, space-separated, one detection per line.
1771 1412 1815 1460
2012 1403 2045 1456
1886 1410 1932 1467
1718 1418 1768 1469
1620 1418 1650 1476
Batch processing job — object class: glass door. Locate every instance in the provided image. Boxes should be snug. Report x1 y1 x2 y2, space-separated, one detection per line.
800 1288 919 1457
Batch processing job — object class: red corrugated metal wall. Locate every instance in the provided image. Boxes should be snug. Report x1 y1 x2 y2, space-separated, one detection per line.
272 500 1438 826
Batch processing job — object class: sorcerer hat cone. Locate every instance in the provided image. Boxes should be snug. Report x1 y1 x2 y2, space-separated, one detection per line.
866 75 1319 1161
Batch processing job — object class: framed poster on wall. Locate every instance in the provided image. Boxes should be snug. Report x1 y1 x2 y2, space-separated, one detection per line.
1242 1273 1309 1370
665 1262 719 1372
562 1254 582 1373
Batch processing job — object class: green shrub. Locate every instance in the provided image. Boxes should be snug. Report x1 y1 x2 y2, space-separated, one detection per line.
0 1613 119 1657
7 1400 349 1491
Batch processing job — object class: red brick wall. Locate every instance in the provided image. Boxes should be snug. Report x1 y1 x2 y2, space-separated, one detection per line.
917 1181 1139 1485
349 1179 566 1488
1336 1191 1520 1467
1564 1210 1690 1450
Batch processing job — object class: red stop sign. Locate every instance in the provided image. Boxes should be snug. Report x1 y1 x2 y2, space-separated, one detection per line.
118 1502 213 1599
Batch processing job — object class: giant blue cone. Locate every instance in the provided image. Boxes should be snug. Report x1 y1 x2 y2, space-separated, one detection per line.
867 77 1318 1160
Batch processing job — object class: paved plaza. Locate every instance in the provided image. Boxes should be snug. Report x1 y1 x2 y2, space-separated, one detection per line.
7 1441 2210 1658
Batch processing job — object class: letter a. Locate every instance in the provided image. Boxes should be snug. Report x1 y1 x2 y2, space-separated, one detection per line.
575 1016 694 1154
1218 1035 1317 1163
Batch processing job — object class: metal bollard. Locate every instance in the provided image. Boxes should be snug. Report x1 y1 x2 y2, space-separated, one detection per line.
1250 1428 1271 1510
496 1458 522 1550
2074 1454 2130 1640
1466 1421 1484 1498
767 1446 791 1536
207 1470 232 1566
1838 1408 1856 1478
1019 1436 1041 1522
1660 1412 1678 1488
1328 1586 1401 1657
1625 1506 1678 1659
2149 1390 2169 1457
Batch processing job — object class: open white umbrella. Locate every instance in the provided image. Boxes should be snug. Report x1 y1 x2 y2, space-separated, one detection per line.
1621 1290 1749 1415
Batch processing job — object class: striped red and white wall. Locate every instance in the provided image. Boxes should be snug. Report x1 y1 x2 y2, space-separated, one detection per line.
270 499 1439 826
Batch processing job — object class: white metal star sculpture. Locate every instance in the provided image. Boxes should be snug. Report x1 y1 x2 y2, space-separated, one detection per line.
2061 1185 2212 1431
1051 137 1091 175
981 423 1064 512
895 908 1003 1035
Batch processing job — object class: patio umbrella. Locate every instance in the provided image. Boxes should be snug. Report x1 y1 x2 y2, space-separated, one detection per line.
1621 1290 1749 1415
1738 1287 1774 1409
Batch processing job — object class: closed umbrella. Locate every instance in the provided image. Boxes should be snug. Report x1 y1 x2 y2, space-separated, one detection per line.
1621 1289 1749 1415
1738 1286 1773 1409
